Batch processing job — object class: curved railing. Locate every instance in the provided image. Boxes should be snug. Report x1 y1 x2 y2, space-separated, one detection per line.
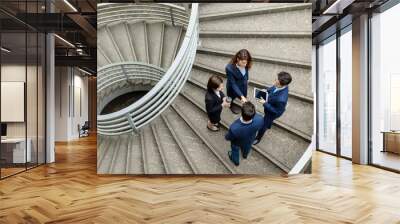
98 3 189 28
97 4 199 135
97 62 166 112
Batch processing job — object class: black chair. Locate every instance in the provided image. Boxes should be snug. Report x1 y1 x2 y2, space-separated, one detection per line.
79 121 90 138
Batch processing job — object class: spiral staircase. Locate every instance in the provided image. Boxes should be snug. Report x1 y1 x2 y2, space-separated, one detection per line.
97 3 313 175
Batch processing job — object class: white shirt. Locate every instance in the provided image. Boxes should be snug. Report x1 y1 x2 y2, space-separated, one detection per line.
214 90 221 98
273 86 287 93
236 65 246 76
240 117 252 124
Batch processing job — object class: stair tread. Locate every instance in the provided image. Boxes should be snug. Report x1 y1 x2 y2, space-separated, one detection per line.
164 106 231 174
141 125 166 174
110 135 129 174
161 25 182 70
199 38 311 65
200 3 311 23
127 133 144 174
152 117 193 174
147 22 164 67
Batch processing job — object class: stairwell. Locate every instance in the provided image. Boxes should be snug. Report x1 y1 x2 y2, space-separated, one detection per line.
97 3 312 175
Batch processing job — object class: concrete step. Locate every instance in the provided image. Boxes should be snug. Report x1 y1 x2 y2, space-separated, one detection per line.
199 3 303 16
175 27 185 59
128 21 149 64
199 3 311 33
199 37 311 64
126 132 144 174
160 113 198 174
140 125 166 174
97 135 119 174
97 48 111 68
181 81 309 171
161 25 183 70
97 135 106 150
164 106 231 174
174 94 285 175
147 22 164 67
109 134 129 174
150 123 171 174
98 27 122 64
97 135 108 172
152 117 193 174
195 49 313 98
199 30 311 38
108 22 136 62
189 66 313 138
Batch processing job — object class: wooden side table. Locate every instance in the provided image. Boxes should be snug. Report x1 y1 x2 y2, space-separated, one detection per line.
381 131 400 154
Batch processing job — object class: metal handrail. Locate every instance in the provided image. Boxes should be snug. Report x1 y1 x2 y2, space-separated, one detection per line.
97 4 199 135
98 4 189 27
97 62 165 91
97 63 165 111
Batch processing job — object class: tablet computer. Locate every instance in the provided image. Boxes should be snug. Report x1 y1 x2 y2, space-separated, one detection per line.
254 88 268 100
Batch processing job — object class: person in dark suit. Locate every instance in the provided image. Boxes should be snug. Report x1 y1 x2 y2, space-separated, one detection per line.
225 102 264 166
253 71 292 145
205 75 231 131
225 49 252 114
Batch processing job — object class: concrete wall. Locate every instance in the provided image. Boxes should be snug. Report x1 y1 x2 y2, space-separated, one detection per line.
54 67 89 141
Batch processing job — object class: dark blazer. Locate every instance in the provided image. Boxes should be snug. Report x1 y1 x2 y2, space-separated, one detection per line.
205 89 225 124
261 86 289 129
225 114 264 148
225 63 248 99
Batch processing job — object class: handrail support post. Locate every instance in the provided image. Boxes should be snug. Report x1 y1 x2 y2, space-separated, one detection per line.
170 8 175 27
126 114 139 135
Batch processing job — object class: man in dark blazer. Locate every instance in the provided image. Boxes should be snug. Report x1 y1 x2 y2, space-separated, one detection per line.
253 71 292 145
225 102 264 166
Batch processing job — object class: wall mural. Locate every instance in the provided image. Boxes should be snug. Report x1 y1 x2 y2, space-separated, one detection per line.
97 3 313 175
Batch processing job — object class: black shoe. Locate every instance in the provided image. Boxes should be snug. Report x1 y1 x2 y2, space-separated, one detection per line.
230 105 241 114
243 154 248 159
228 151 239 166
253 139 261 145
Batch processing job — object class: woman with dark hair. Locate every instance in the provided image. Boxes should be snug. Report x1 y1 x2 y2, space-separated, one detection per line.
205 75 231 131
225 49 252 114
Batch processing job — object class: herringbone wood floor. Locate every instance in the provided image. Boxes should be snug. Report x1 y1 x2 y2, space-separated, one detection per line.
1 135 399 224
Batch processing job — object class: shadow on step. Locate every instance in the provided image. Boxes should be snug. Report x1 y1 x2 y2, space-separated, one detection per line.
100 91 148 115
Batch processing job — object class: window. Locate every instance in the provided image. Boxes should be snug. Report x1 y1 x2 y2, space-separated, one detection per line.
370 3 400 171
317 35 337 155
339 27 352 158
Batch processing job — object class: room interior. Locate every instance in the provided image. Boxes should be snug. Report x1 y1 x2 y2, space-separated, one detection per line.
0 0 399 222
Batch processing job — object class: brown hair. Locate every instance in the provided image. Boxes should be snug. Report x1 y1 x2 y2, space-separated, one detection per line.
207 75 223 91
229 49 252 69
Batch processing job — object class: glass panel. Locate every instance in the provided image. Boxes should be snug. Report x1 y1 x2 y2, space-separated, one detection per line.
1 31 27 177
0 0 46 178
38 32 45 165
339 27 352 158
27 31 38 169
318 36 337 154
371 4 400 171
